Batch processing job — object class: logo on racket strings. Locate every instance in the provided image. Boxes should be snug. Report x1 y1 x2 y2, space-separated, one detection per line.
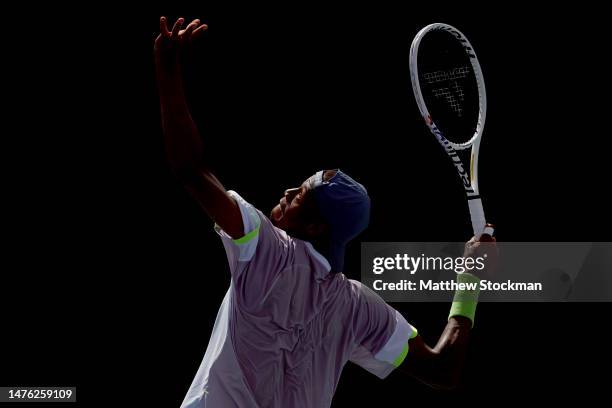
422 67 470 117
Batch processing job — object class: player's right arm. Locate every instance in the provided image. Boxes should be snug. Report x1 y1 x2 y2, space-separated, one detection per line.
154 16 243 239
397 317 472 390
398 234 497 390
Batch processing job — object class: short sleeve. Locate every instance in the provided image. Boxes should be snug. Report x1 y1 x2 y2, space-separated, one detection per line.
213 190 298 309
349 282 417 379
214 191 262 276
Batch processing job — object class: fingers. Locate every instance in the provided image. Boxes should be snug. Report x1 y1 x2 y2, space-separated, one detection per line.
160 16 171 37
467 224 496 243
171 17 185 38
182 19 200 38
464 239 478 256
465 236 478 248
479 224 496 242
479 234 496 243
159 16 208 43
160 17 207 38
192 23 209 39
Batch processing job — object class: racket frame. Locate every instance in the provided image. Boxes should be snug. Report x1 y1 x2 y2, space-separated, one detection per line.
409 23 492 236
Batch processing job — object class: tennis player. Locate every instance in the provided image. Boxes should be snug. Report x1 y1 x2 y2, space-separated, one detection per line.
155 17 496 408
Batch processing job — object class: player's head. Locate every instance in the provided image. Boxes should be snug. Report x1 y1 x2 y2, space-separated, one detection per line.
270 169 370 273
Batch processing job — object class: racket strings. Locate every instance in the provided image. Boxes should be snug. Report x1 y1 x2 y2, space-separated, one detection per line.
422 66 470 83
418 31 479 144
423 66 471 117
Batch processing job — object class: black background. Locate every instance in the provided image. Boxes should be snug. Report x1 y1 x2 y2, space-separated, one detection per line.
3 1 611 406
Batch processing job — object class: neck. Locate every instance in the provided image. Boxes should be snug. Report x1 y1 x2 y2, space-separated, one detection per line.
285 229 330 258
307 236 331 259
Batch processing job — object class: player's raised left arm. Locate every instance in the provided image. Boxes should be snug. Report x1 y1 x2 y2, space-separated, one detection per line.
154 16 243 239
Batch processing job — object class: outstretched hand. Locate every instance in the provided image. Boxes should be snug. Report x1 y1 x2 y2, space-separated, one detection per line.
154 16 208 67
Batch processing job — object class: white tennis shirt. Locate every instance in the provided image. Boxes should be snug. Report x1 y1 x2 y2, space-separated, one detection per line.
181 191 416 408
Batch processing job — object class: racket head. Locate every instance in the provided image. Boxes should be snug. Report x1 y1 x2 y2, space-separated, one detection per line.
410 23 487 151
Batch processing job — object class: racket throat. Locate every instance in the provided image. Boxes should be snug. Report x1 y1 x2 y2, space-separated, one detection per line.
467 196 486 236
442 144 473 191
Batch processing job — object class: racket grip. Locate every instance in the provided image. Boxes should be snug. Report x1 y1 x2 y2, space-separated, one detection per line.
468 198 493 237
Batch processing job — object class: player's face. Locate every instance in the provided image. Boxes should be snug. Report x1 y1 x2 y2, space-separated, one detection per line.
271 171 336 239
270 180 313 233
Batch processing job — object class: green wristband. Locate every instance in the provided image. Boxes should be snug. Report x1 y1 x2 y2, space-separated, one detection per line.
448 273 481 325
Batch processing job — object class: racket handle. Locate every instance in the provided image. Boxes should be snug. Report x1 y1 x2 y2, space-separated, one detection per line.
468 198 494 237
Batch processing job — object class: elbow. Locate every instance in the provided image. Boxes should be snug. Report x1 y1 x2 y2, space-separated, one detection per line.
420 352 463 391
165 148 206 185
168 161 203 186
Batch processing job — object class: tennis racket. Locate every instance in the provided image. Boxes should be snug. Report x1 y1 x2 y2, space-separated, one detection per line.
409 23 494 237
